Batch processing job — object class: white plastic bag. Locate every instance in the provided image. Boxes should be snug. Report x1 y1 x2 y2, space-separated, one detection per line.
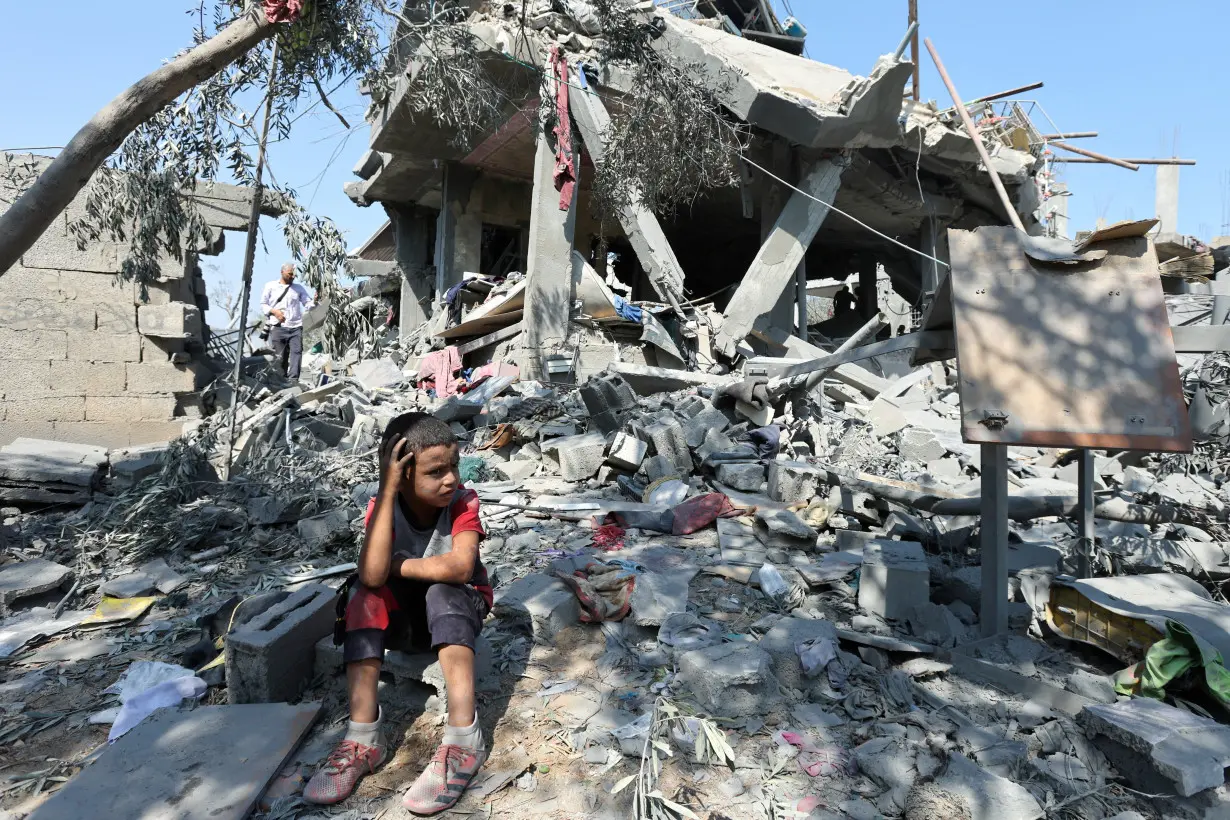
758 563 789 599
108 675 206 742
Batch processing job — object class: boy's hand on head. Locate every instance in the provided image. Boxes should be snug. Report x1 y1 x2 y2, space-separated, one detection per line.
380 437 414 495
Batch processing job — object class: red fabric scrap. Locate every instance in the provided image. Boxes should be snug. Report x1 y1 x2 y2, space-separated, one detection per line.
671 493 740 535
263 0 303 24
548 46 576 210
591 523 626 551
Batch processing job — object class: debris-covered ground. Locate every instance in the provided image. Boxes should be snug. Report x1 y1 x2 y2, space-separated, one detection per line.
4 304 1230 820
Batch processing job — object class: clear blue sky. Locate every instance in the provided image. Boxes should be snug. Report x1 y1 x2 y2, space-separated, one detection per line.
2 1 1226 324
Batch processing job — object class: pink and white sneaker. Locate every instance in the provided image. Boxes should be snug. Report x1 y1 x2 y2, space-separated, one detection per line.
401 741 488 815
303 739 386 805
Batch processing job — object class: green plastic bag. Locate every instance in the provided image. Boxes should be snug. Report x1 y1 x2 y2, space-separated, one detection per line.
459 456 489 484
1115 619 1230 707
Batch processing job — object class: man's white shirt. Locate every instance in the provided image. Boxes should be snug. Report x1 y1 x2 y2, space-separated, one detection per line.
260 280 315 329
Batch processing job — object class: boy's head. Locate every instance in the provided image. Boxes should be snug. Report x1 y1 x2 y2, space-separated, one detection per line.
380 412 459 508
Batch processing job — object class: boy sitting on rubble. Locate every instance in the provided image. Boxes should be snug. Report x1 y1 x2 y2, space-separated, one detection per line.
305 412 492 814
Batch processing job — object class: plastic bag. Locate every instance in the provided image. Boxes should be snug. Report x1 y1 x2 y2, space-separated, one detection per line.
109 676 206 742
758 563 789 599
796 638 838 678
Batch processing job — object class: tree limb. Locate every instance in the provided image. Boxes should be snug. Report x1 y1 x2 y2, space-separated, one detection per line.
310 72 351 129
0 8 275 276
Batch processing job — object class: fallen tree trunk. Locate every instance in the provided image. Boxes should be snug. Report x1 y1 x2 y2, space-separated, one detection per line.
0 9 274 276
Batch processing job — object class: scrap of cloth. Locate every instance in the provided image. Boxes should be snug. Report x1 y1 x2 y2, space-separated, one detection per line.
548 46 575 210
263 0 302 23
418 346 462 398
554 562 635 623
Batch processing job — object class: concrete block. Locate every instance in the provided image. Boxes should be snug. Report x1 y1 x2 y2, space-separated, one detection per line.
0 298 96 331
84 396 143 423
541 432 606 481
126 362 201 394
137 302 201 339
109 443 169 484
898 427 946 463
767 460 827 503
1081 697 1230 797
867 395 908 436
139 395 178 421
760 616 838 693
644 417 690 473
606 432 647 471
0 329 68 361
715 462 765 492
297 508 352 549
1066 669 1118 704
696 427 736 463
48 360 126 396
580 373 637 434
352 358 403 391
629 564 697 627
858 539 929 621
0 360 52 400
22 229 120 273
907 603 970 648
94 301 138 333
683 405 729 448
5 397 86 423
492 573 580 642
66 331 141 363
641 454 678 483
432 396 483 423
756 508 818 542
0 558 73 615
225 583 336 704
675 643 782 717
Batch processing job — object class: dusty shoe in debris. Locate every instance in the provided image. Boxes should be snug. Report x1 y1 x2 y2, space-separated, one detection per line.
401 740 488 815
303 739 386 805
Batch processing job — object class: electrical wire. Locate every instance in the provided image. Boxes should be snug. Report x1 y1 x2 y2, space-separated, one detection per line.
740 154 951 269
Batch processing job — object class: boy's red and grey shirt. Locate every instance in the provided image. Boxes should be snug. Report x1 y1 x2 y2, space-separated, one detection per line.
363 487 493 608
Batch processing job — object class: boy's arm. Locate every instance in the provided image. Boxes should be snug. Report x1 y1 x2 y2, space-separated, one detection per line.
356 439 413 588
392 491 483 585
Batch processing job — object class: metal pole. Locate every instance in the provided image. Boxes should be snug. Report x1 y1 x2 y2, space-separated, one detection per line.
1049 140 1139 172
1191 267 1229 439
925 38 1025 232
1051 157 1197 166
980 443 1009 636
1039 131 1098 140
894 20 919 60
1077 449 1095 578
225 40 280 478
964 81 1044 105
796 266 808 341
908 0 919 100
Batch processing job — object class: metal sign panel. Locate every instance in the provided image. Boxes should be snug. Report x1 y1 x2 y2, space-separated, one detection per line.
948 226 1192 452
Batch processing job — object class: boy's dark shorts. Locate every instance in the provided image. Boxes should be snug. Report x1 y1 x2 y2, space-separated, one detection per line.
343 579 489 664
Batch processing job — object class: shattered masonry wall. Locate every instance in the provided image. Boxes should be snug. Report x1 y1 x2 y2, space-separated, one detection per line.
0 154 235 449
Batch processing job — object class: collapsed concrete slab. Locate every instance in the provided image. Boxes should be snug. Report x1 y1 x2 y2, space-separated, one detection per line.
0 558 73 615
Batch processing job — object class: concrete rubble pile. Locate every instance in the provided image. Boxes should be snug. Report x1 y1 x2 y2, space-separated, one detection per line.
3 334 1230 818
7 3 1230 820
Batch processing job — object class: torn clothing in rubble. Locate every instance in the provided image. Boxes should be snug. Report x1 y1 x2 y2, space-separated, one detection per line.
716 377 771 411
749 425 782 459
548 46 575 210
612 295 643 323
554 562 635 623
418 346 463 398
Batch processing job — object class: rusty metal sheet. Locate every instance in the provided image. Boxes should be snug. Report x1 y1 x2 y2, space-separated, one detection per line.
948 226 1192 451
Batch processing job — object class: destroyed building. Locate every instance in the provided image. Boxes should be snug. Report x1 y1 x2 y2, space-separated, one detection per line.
341 1 1046 380
0 153 285 449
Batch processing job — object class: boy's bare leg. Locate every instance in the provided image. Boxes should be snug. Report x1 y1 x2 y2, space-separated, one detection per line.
437 645 476 728
347 658 381 724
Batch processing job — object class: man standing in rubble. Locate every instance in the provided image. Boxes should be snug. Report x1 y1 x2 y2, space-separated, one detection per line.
260 262 316 381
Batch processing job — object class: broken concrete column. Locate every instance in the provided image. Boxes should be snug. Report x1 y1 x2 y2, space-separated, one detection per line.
568 82 686 304
520 129 578 380
1155 164 1180 236
717 159 844 356
388 203 434 337
225 584 335 704
433 162 480 299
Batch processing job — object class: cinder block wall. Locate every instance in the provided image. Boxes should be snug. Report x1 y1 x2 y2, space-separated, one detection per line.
0 154 216 449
